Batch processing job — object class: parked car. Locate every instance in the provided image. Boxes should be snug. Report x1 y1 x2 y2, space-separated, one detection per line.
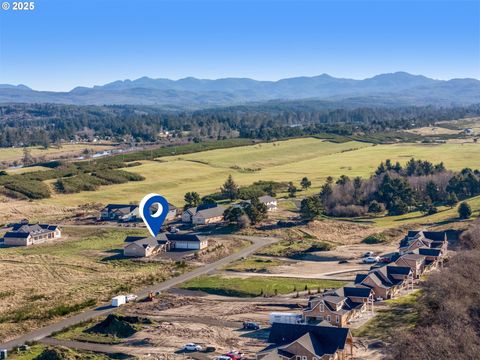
243 321 260 330
225 351 243 360
183 343 202 352
363 251 374 257
338 259 349 264
126 294 138 302
362 256 379 264
214 357 231 360
18 345 30 352
203 346 216 353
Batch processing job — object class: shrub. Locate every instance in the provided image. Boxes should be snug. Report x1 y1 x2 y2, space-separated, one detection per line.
55 174 110 193
92 169 145 184
458 202 472 219
327 205 366 217
362 234 387 244
3 180 51 199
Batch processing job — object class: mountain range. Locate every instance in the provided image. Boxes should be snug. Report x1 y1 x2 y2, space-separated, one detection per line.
1 72 479 108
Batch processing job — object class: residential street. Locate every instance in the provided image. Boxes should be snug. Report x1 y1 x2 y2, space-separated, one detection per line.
0 235 276 351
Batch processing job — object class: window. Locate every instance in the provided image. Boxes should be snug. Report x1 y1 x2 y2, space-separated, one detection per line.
326 315 331 322
319 304 324 312
302 357 307 360
336 315 340 323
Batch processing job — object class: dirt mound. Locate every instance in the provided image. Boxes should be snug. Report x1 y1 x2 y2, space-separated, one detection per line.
87 314 149 338
34 346 77 360
305 220 374 245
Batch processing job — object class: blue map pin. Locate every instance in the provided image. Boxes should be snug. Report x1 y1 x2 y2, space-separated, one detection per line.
139 193 169 237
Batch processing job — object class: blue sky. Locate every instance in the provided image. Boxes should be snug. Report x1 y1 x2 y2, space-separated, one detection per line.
0 0 479 91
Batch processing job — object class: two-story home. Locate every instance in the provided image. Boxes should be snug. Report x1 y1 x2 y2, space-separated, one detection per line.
394 253 427 279
303 286 374 327
399 230 447 254
257 323 353 360
354 265 413 300
3 223 61 246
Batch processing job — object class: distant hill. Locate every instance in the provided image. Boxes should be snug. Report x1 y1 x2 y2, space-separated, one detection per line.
1 72 479 108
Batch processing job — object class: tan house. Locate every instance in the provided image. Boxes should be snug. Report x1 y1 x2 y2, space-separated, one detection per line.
3 223 61 246
257 323 353 360
394 253 427 279
123 235 171 257
399 230 447 254
303 286 374 327
192 206 226 225
354 265 413 300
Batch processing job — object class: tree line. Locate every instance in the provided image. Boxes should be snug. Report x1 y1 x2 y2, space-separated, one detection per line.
300 158 479 219
1 102 479 147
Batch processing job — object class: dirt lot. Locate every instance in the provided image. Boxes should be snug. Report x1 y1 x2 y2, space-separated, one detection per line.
121 294 305 358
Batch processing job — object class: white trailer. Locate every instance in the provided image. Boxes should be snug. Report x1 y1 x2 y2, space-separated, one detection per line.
111 295 127 307
269 312 303 325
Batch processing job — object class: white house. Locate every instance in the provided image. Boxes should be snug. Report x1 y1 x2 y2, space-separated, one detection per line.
3 223 61 246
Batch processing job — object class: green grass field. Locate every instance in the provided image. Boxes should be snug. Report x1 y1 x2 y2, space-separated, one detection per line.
179 274 347 297
223 256 287 272
354 290 420 340
27 138 480 209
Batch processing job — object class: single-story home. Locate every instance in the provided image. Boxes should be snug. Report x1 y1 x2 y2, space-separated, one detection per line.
3 223 61 246
124 235 171 257
257 323 353 360
101 203 178 222
183 204 226 225
123 232 208 257
303 286 374 327
100 204 138 222
258 195 278 211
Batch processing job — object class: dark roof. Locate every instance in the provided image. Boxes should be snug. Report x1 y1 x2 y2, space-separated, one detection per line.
354 274 368 284
267 323 351 355
335 286 373 298
166 233 202 242
5 223 58 238
125 234 169 247
416 248 442 257
386 265 411 276
104 204 137 211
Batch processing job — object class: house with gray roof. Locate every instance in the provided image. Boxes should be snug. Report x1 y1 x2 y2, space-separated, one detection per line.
3 223 61 246
303 286 374 327
182 204 226 225
257 323 353 360
354 265 413 300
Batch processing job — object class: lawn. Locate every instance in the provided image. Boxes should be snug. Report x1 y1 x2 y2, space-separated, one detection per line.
354 290 420 340
223 256 287 273
0 226 178 343
179 275 347 297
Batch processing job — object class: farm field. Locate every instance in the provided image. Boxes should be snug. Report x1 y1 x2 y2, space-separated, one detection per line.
0 143 116 163
1 137 480 224
0 226 181 342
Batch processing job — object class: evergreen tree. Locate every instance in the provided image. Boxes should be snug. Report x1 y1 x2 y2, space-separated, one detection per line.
221 174 239 200
458 202 472 219
184 191 201 209
300 196 322 219
288 182 298 198
300 177 312 190
244 197 268 224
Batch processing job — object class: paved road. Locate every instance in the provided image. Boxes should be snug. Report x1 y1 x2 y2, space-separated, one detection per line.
0 235 275 351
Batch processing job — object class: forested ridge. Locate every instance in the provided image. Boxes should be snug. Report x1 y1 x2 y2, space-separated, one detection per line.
1 102 479 147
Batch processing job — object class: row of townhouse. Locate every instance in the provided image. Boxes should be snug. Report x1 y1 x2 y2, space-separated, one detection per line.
255 230 449 360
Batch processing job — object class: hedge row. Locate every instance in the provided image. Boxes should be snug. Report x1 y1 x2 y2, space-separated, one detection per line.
55 174 110 194
92 169 145 184
3 180 51 199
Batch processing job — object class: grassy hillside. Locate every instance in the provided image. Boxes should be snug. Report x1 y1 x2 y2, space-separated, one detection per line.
1 137 479 223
